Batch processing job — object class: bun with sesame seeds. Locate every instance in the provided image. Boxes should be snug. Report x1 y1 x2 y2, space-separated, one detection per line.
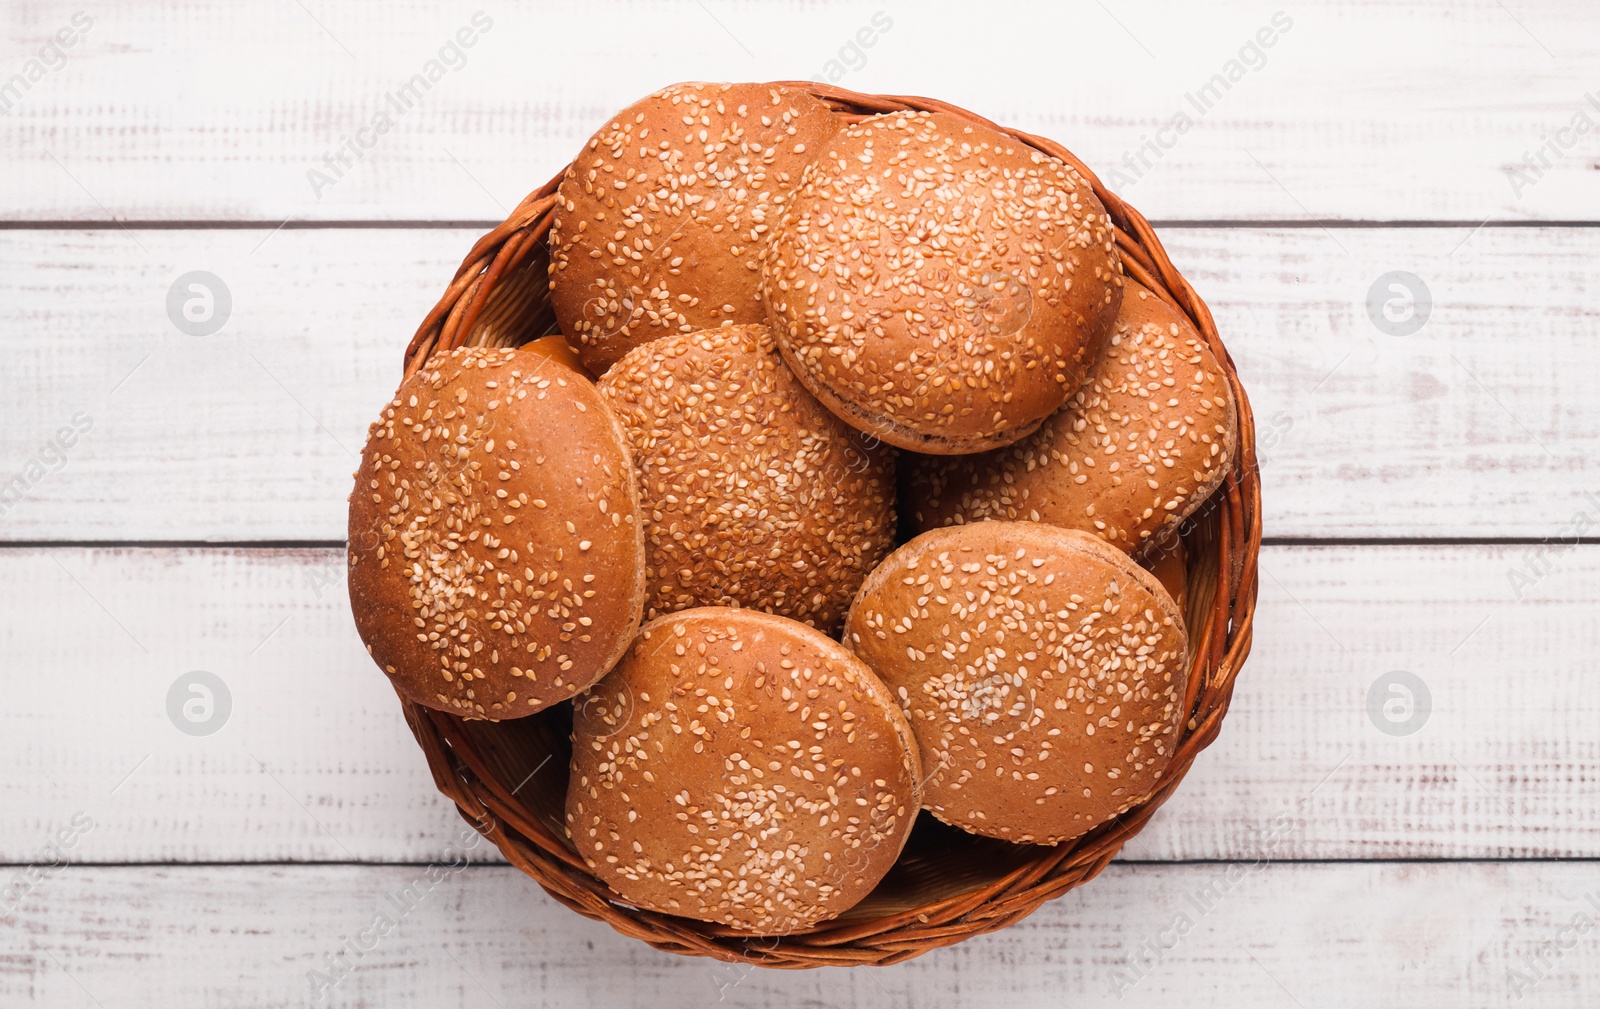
904 282 1236 555
1140 535 1188 615
347 346 646 719
762 110 1124 455
519 334 592 376
843 521 1187 846
548 82 842 375
567 606 922 932
391 85 1262 965
597 322 895 633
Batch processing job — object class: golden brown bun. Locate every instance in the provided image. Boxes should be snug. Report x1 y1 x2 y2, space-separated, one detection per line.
567 607 922 932
549 82 841 374
598 323 895 633
905 283 1236 554
1141 535 1188 614
519 334 590 376
843 522 1187 845
763 110 1123 454
347 347 646 718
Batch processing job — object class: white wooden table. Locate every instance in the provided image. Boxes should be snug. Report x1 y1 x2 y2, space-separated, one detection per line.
4 1 1598 1005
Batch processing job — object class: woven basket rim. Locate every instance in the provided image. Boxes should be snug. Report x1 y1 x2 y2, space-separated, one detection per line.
390 82 1263 969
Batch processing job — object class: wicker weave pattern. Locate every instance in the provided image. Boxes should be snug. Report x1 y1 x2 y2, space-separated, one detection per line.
393 85 1262 968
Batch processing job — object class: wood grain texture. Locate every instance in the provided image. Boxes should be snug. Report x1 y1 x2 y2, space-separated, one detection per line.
5 862 1599 1007
3 1 1599 222
3 225 1598 541
2 544 1596 863
6 0 1599 1000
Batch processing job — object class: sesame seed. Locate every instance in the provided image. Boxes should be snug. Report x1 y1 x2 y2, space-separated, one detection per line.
845 522 1187 845
906 281 1235 552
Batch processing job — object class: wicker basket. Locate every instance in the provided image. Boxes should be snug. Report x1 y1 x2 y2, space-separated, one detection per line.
393 84 1262 968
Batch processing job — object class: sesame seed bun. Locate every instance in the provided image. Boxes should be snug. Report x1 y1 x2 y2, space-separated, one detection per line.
843 522 1188 845
549 82 842 374
347 347 646 719
520 334 591 376
905 283 1237 555
1141 535 1188 614
567 607 922 932
762 110 1123 455
597 323 895 633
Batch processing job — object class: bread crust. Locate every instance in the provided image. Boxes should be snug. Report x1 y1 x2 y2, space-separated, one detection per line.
549 82 842 374
567 607 922 931
844 522 1187 845
598 324 896 633
1140 535 1188 615
347 347 646 719
763 110 1122 453
906 283 1236 556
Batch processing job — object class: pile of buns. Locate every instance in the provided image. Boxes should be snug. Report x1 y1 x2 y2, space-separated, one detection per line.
349 82 1237 935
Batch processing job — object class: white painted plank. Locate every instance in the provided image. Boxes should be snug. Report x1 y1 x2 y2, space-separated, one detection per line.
2 544 1597 863
4 1 1600 222
3 225 1598 540
4 862 1599 1007
0 227 421 541
0 546 477 865
1179 223 1600 540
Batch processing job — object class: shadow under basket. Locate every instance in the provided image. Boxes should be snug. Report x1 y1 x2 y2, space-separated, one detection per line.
393 84 1263 968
